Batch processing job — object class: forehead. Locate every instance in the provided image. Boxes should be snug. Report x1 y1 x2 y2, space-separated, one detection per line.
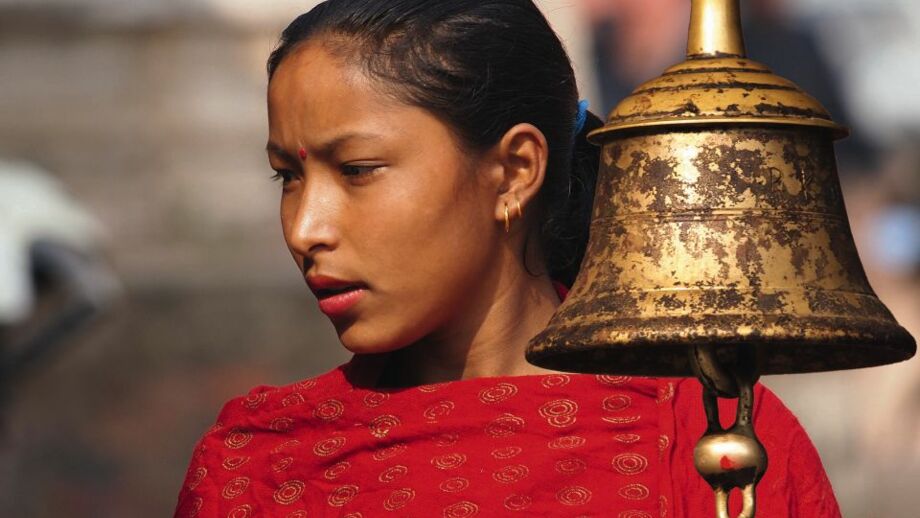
267 41 401 135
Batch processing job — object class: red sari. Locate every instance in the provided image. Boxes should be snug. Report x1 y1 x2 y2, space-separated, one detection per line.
174 287 841 517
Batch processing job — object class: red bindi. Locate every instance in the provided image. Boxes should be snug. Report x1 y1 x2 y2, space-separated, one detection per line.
298 147 308 160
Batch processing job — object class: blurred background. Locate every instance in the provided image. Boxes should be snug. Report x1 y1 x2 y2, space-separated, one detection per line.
0 0 916 516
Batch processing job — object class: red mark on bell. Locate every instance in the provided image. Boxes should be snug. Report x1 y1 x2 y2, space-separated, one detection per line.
720 455 735 470
298 147 308 160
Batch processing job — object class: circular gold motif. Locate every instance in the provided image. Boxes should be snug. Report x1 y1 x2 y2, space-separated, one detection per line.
227 504 251 518
274 480 305 505
478 382 518 404
372 443 407 461
363 392 389 407
314 399 345 421
602 415 642 424
286 512 307 518
221 457 249 471
557 485 592 506
658 435 670 453
328 485 359 507
554 457 587 475
225 428 253 450
324 461 350 480
596 375 631 386
619 512 652 518
443 500 479 517
295 378 317 390
271 439 301 454
383 488 415 510
270 417 294 432
656 382 675 404
343 514 363 518
418 382 448 393
242 392 268 409
369 414 401 438
271 456 294 473
540 374 571 388
614 434 641 444
493 464 529 484
188 467 207 490
602 394 632 412
503 494 532 511
539 399 578 427
486 413 525 437
378 465 408 483
612 453 648 476
435 433 460 447
618 483 650 500
424 400 456 422
221 477 249 500
491 446 522 459
313 436 346 457
431 453 467 470
282 392 306 407
548 435 586 449
439 477 470 493
185 496 203 518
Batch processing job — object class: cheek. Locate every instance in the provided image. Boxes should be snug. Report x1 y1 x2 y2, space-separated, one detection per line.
338 171 496 351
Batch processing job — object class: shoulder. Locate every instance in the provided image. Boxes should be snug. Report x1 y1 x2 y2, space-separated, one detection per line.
172 362 351 517
209 362 349 428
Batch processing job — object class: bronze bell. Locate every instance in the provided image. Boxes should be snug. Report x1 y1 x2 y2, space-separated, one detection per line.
528 1 916 514
526 0 916 378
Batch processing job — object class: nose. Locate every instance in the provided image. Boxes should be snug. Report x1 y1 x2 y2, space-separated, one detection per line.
282 179 340 267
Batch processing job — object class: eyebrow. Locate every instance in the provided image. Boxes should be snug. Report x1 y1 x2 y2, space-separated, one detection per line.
265 132 384 159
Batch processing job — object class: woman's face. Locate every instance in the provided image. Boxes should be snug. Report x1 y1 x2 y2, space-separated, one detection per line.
266 40 503 354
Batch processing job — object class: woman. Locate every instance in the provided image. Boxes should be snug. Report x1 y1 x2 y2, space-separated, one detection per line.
173 1 841 516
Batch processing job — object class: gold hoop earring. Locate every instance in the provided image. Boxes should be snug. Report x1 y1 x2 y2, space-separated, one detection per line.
515 199 523 219
504 204 511 233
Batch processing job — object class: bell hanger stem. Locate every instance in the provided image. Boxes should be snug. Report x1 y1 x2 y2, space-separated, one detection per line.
687 0 747 58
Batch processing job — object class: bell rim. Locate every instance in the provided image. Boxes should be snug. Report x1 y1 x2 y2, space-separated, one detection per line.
527 317 917 377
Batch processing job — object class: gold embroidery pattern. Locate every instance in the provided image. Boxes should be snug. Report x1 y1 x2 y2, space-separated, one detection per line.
383 488 415 510
618 483 650 500
328 485 359 507
478 383 518 404
556 486 592 506
492 464 529 484
273 480 305 505
612 453 648 476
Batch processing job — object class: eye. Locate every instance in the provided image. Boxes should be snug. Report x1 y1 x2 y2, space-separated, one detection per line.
270 169 295 184
341 164 382 177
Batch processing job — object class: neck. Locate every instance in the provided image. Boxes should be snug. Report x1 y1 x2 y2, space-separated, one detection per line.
380 251 564 387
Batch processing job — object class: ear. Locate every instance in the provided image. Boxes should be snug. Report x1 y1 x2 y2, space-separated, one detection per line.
489 123 549 232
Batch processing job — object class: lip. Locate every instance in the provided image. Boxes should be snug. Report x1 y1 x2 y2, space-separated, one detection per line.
306 275 367 318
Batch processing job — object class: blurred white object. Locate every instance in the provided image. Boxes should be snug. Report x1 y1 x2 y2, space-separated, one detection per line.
0 160 107 324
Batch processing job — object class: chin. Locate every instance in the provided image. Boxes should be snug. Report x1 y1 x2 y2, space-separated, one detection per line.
335 320 412 356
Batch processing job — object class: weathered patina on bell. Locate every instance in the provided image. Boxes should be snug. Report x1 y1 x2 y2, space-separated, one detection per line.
526 0 916 377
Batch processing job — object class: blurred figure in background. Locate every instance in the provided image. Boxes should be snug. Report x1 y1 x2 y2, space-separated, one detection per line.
583 0 876 173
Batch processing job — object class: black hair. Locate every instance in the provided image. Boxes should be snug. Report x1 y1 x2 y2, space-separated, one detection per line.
267 0 604 288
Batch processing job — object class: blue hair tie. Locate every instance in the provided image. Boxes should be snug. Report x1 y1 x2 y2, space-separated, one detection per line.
574 99 590 137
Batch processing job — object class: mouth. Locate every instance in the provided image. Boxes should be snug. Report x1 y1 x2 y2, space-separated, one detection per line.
314 285 364 299
315 286 367 318
307 276 368 317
